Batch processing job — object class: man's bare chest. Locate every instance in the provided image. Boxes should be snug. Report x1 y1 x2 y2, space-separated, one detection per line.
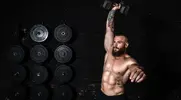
104 56 128 75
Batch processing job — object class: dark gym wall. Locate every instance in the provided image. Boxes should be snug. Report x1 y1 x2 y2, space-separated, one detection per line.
1 0 181 99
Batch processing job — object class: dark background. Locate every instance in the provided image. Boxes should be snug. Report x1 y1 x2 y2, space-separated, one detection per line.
1 0 181 100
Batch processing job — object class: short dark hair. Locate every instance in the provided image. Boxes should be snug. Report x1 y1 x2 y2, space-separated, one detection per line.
114 34 128 43
114 34 125 36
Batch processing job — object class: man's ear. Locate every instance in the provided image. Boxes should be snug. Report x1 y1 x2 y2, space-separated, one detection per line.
125 42 129 48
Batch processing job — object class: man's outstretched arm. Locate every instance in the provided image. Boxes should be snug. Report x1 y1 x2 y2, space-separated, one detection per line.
104 4 121 52
127 59 146 83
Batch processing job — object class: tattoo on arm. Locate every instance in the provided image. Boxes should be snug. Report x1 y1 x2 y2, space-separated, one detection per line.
107 10 116 31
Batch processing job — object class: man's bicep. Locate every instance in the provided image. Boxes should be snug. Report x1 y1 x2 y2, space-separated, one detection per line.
104 31 114 51
104 53 108 64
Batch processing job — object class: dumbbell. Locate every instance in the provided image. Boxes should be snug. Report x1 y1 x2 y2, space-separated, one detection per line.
102 0 130 15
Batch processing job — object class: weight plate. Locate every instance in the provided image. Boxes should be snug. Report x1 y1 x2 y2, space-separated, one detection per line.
29 65 48 84
30 45 48 63
29 85 49 100
54 65 73 84
54 45 72 63
54 24 72 43
12 65 27 84
30 24 49 42
8 45 25 63
52 85 73 100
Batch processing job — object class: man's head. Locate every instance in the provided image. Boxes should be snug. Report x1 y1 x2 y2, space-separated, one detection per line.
112 34 129 57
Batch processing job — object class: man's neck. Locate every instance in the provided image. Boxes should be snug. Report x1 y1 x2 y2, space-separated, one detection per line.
114 54 125 60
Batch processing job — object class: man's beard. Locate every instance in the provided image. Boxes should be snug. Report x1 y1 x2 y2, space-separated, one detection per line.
112 47 126 57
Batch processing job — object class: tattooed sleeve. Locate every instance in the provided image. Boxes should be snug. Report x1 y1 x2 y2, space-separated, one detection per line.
107 10 116 32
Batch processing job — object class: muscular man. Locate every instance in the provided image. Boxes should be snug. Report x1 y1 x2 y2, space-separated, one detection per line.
97 3 146 100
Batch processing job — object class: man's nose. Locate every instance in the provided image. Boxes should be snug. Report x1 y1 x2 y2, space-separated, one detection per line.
115 43 118 46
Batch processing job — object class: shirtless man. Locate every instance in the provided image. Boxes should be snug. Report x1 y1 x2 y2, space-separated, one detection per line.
98 3 146 100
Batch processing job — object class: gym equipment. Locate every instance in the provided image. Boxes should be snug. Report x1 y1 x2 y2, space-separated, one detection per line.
28 65 48 84
54 65 73 84
29 85 49 100
5 86 27 100
102 0 130 15
52 85 73 100
54 24 72 43
30 45 48 63
8 45 25 63
12 65 27 84
30 24 49 43
54 45 72 63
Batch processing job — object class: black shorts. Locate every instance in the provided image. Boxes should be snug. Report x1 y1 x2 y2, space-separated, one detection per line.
96 89 128 100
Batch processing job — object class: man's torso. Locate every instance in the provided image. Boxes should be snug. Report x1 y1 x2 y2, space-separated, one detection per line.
101 49 136 96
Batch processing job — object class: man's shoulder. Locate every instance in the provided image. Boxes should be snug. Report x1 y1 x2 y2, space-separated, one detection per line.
124 54 131 58
124 54 138 65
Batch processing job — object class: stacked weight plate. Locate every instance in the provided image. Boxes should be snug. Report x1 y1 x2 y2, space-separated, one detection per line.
8 23 75 100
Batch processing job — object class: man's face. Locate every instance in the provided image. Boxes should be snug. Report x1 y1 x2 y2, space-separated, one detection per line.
112 36 127 57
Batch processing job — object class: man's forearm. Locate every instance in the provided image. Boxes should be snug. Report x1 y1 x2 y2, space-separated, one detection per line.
106 10 116 32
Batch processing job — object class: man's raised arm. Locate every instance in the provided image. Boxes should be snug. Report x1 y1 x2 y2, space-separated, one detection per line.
104 4 121 51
